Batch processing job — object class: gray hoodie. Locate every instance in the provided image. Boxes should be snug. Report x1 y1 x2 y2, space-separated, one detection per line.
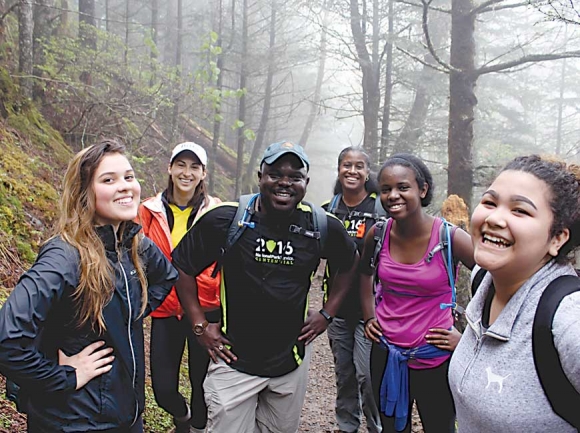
449 261 580 432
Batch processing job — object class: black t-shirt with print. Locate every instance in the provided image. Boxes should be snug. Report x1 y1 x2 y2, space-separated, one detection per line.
172 202 356 377
322 193 379 322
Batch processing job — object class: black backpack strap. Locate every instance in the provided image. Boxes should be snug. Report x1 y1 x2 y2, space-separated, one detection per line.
370 218 389 270
532 275 580 429
311 203 328 253
290 201 328 252
211 194 258 278
471 267 487 297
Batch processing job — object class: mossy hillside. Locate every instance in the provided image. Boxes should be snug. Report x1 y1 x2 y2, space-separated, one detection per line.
0 124 65 268
0 66 71 288
0 67 71 163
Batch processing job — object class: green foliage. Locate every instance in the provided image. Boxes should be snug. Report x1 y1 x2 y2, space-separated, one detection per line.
143 381 173 432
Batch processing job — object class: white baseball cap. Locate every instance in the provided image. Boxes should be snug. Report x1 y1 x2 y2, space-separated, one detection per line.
170 142 208 166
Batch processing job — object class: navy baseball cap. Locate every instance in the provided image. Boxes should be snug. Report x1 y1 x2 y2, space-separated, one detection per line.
261 141 310 170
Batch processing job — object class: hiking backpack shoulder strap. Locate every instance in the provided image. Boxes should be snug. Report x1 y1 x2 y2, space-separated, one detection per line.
311 202 328 253
370 218 390 270
210 194 258 277
328 194 341 214
532 274 580 429
372 192 388 219
293 201 328 252
470 267 488 297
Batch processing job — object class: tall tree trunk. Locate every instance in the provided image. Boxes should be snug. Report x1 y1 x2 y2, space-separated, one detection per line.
124 0 130 66
105 0 109 33
18 0 33 99
171 0 182 140
299 3 328 149
349 0 381 167
78 0 96 85
234 0 248 198
447 0 476 208
32 0 52 100
244 0 277 189
163 0 176 65
149 0 158 86
395 6 447 155
209 0 224 195
555 56 566 156
380 0 394 161
56 0 68 36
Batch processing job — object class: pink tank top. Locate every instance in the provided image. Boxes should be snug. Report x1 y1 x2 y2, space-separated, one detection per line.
376 218 453 369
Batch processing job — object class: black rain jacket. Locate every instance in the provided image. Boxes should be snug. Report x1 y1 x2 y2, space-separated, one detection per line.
0 222 178 432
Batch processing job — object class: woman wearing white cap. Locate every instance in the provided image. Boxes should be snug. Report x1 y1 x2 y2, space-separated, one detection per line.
139 142 221 433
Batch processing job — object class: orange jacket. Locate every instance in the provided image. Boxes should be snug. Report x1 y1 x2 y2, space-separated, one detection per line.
138 192 221 319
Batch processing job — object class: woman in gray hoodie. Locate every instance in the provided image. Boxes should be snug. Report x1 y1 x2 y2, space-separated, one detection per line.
449 155 580 432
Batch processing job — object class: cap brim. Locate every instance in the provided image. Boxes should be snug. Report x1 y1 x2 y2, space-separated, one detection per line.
262 151 308 169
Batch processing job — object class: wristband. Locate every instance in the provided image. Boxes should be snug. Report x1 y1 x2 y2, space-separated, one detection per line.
319 308 333 323
205 309 221 323
364 317 376 327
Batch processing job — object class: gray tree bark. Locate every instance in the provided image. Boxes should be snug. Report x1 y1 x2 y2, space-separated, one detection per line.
380 0 394 161
299 3 329 149
244 0 278 189
33 0 53 99
349 0 381 167
18 0 34 99
78 0 96 85
234 0 248 198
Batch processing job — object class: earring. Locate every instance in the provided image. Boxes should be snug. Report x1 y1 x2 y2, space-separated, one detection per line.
365 175 370 182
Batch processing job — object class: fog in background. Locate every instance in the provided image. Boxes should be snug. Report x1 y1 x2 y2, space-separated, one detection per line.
10 0 580 208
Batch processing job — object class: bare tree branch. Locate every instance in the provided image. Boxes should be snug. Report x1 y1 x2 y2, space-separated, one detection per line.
396 0 451 14
396 46 450 74
0 2 18 24
476 50 580 75
421 0 457 72
475 0 536 14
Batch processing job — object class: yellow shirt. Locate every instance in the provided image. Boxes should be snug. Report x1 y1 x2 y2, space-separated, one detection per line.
169 204 193 248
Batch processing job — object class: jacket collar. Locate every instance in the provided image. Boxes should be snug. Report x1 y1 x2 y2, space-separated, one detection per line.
95 221 142 252
466 261 573 342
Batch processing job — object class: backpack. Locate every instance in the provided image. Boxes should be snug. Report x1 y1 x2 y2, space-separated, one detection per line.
471 269 580 429
211 194 328 277
327 192 387 221
370 217 462 313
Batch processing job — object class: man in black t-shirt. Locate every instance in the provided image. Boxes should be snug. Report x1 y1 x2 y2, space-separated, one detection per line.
172 141 357 433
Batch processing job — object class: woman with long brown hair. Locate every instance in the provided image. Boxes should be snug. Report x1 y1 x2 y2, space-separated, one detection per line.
0 139 177 432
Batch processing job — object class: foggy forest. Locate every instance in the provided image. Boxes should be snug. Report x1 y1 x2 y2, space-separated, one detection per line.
1 0 580 431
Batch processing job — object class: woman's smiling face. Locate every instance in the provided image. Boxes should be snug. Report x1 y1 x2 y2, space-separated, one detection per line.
470 169 567 281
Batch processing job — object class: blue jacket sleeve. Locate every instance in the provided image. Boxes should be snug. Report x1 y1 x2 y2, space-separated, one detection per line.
140 236 179 315
0 240 77 393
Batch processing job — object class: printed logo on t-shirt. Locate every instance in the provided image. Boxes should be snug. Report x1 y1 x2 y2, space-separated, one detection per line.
344 218 365 238
254 237 295 265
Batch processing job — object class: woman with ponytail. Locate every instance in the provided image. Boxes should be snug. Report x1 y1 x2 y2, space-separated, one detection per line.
449 155 580 432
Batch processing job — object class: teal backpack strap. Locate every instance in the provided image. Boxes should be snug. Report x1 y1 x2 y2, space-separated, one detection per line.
428 218 462 314
211 193 259 277
532 275 580 428
328 194 341 214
